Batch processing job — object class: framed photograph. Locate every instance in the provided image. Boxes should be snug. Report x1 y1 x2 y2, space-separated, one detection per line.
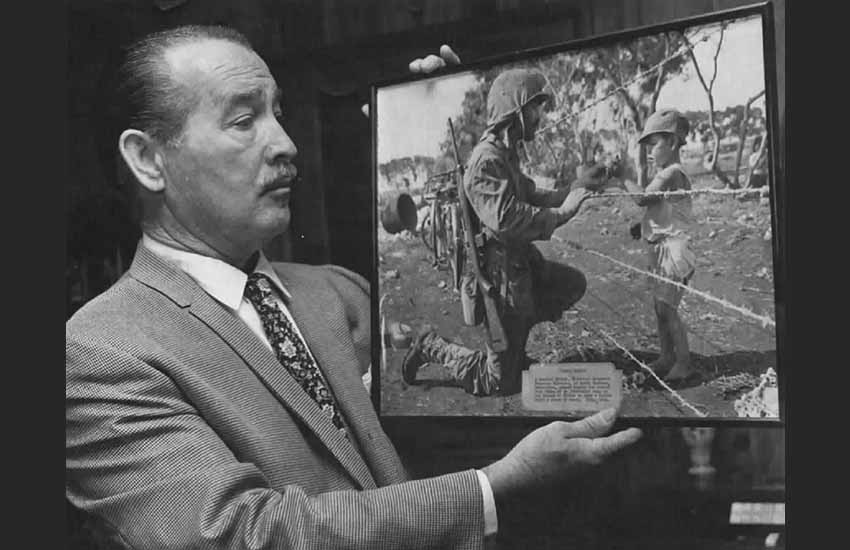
370 2 784 425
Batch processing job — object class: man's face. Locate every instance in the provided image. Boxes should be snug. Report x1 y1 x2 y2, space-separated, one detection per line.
520 98 546 141
158 39 298 258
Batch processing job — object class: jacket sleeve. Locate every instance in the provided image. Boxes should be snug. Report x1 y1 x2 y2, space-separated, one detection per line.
66 334 486 550
521 174 568 208
464 155 562 243
322 264 372 377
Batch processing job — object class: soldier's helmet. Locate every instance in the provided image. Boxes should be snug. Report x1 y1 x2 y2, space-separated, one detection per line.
485 68 553 131
638 108 690 147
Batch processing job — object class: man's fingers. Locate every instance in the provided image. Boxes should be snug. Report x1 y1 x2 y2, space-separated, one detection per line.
439 44 461 65
410 55 447 74
421 54 445 73
590 427 643 458
561 408 617 439
409 46 460 76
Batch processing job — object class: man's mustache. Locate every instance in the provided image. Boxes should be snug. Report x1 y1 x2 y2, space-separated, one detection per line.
261 165 298 192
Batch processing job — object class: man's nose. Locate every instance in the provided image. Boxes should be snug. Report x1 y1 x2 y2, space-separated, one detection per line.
266 119 298 163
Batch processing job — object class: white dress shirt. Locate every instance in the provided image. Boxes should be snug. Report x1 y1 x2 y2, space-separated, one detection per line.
141 234 497 537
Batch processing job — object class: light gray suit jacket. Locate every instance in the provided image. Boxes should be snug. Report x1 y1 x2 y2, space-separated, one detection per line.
66 243 485 550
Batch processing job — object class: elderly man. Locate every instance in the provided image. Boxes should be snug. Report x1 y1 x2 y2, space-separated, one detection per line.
402 68 612 396
66 26 641 550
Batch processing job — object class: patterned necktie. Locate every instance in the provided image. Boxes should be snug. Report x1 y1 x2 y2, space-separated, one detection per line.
244 272 347 435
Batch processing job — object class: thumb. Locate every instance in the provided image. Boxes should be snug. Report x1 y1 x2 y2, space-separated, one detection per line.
439 44 461 65
561 408 617 439
590 427 643 458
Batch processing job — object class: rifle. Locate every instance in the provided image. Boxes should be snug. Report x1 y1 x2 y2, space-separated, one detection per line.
448 119 508 353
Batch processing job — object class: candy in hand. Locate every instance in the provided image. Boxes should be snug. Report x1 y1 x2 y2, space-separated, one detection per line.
606 155 624 179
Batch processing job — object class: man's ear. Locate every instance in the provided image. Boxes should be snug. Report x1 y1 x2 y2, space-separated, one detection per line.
118 129 167 193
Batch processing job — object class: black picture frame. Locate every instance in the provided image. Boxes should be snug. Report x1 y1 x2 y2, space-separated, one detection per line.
370 1 785 427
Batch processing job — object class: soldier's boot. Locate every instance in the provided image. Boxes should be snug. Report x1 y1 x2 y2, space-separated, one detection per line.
401 324 436 385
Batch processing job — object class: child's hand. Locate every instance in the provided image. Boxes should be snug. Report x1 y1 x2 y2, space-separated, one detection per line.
605 155 624 180
579 163 609 192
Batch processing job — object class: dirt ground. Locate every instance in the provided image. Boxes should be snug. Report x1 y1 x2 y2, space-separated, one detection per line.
377 173 778 419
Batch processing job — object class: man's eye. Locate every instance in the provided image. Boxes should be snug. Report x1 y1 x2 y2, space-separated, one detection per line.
232 115 254 129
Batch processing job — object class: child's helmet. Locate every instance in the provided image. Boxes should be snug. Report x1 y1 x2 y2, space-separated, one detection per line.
638 108 690 146
485 68 553 131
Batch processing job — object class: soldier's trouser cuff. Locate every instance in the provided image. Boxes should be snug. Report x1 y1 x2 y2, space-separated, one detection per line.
421 333 501 395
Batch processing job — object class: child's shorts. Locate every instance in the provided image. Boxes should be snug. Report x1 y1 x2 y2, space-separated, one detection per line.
646 235 696 307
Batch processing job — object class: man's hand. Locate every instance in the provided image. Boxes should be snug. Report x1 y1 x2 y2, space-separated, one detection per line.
575 163 609 192
362 45 462 117
409 45 462 73
482 409 642 500
559 186 593 218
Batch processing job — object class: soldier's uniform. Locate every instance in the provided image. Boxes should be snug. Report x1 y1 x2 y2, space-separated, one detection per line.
404 69 587 396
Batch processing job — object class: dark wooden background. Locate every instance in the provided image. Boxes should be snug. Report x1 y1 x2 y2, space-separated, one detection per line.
66 1 787 547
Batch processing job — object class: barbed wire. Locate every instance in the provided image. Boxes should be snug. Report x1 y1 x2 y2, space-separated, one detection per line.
583 282 727 361
535 23 726 137
574 307 708 417
553 236 776 329
589 186 769 199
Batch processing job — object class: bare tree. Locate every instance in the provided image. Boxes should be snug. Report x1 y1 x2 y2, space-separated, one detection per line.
745 131 769 188
732 89 766 187
682 24 732 187
582 31 688 182
649 35 671 115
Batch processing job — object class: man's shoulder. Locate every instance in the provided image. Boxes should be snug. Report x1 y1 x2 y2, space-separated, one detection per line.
465 139 511 181
468 138 506 163
66 271 186 341
267 260 356 279
268 261 370 295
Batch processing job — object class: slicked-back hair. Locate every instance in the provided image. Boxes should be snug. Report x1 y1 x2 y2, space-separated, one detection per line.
116 25 253 146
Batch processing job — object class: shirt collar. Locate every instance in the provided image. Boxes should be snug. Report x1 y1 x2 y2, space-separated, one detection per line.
142 234 291 311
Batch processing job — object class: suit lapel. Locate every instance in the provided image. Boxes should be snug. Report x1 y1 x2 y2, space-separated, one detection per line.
129 244 377 490
273 268 394 484
275 266 409 486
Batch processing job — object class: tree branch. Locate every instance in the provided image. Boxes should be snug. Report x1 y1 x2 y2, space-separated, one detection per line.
745 130 769 188
709 24 726 93
650 33 671 113
616 47 627 90
682 32 709 95
600 62 642 132
733 89 766 185
682 30 730 187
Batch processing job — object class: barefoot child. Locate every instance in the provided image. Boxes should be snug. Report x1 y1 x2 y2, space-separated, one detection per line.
621 109 699 386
